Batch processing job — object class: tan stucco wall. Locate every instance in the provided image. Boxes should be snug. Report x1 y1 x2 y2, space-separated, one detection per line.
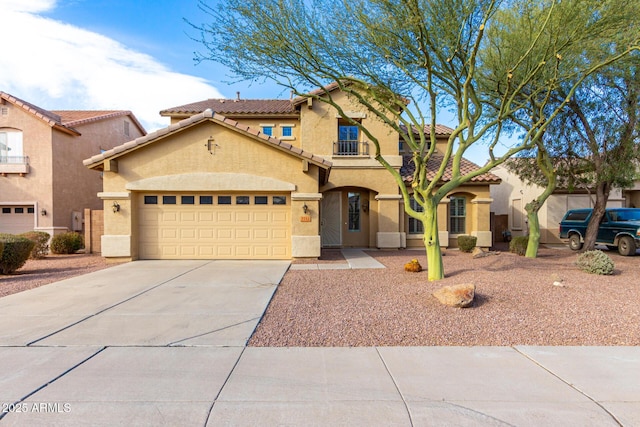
299 91 398 158
101 120 323 259
1 104 54 232
52 116 144 230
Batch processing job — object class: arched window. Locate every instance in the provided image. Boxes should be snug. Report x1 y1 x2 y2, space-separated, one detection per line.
449 196 466 234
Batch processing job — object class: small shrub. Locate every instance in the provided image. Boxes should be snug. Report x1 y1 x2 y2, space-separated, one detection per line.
50 232 84 254
404 258 422 272
0 241 4 260
0 234 35 274
20 231 50 259
457 235 477 253
509 236 529 256
576 250 614 275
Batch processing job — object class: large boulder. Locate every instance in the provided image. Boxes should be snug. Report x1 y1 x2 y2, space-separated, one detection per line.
433 283 475 308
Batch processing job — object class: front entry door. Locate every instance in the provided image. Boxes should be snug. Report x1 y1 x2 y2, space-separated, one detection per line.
321 191 342 247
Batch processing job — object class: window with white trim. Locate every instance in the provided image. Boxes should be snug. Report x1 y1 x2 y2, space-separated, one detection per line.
449 196 466 234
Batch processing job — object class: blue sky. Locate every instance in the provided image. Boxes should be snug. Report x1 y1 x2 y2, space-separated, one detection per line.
0 0 285 132
0 0 500 163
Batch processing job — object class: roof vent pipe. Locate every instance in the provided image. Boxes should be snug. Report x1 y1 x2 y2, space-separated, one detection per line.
236 91 240 101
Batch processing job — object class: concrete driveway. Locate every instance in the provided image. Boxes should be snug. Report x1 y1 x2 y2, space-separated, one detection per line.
0 260 289 426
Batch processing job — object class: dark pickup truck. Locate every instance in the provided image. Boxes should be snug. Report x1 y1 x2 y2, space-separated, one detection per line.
559 208 640 256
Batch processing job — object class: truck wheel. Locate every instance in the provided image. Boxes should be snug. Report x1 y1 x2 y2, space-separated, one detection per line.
618 236 636 256
569 234 582 251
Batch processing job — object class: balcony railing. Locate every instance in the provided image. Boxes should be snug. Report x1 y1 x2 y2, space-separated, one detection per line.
0 156 30 174
333 140 369 156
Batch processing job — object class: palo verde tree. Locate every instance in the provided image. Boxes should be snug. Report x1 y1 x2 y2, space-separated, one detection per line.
192 0 639 280
476 1 640 258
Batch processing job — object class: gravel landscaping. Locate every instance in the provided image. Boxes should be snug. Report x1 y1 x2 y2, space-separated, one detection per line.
2 247 638 347
249 247 640 347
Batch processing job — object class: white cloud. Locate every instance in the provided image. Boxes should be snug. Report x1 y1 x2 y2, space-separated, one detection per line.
0 1 223 131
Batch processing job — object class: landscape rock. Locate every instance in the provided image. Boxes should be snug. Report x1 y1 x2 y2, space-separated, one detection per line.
472 247 486 258
433 283 476 308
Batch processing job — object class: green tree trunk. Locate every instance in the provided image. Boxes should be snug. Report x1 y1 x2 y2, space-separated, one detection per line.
525 201 541 258
422 200 444 281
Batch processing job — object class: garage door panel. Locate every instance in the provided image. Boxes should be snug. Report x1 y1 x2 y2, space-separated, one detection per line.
139 193 291 260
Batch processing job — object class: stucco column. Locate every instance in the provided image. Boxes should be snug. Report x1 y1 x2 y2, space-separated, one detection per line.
98 192 133 259
438 197 451 248
375 194 403 248
471 197 493 247
291 192 322 258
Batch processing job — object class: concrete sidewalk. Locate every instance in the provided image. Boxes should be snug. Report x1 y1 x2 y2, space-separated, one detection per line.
290 248 386 270
0 260 638 426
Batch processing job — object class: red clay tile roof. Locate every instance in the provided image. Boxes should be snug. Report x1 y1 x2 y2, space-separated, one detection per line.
84 109 332 171
400 123 455 137
53 110 146 134
1 92 145 135
1 91 65 129
160 99 297 116
401 155 501 184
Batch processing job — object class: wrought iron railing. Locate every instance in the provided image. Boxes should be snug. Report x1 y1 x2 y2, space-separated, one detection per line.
0 156 29 164
333 141 369 156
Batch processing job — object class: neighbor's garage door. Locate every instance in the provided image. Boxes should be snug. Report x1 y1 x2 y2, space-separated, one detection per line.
0 205 34 234
138 193 291 259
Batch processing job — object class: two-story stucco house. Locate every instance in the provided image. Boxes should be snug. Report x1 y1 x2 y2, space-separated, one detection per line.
0 91 146 237
84 87 499 261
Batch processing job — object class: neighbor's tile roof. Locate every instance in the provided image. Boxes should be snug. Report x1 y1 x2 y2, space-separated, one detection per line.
1 91 64 127
160 99 297 116
1 92 145 135
401 155 501 184
84 109 332 170
400 123 455 137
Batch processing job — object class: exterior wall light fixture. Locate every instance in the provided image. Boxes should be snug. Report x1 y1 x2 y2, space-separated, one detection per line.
40 208 46 216
112 201 121 213
303 203 309 214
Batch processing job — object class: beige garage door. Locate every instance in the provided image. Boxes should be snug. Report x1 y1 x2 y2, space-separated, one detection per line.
0 205 34 234
138 193 291 259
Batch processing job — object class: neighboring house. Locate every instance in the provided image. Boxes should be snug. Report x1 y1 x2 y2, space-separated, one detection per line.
490 164 625 244
85 87 499 261
0 91 146 237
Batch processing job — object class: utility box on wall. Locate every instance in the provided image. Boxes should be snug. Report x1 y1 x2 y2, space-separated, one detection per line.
71 211 83 231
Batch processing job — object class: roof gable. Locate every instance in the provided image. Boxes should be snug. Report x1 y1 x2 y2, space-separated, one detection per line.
84 109 332 171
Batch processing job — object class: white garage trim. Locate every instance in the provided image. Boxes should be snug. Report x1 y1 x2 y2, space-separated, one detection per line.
126 173 296 192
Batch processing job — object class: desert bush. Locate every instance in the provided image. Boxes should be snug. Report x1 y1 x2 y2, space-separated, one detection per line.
20 231 50 259
0 241 4 261
509 236 529 256
576 250 614 275
404 258 422 272
457 235 477 253
50 232 84 254
0 234 35 274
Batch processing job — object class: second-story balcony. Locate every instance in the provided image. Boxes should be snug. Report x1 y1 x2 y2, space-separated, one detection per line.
0 156 30 175
333 140 369 156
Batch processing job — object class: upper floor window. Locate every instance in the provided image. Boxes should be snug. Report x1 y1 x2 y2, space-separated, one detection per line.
261 124 274 136
338 119 359 142
449 196 466 234
0 129 24 162
281 126 293 138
